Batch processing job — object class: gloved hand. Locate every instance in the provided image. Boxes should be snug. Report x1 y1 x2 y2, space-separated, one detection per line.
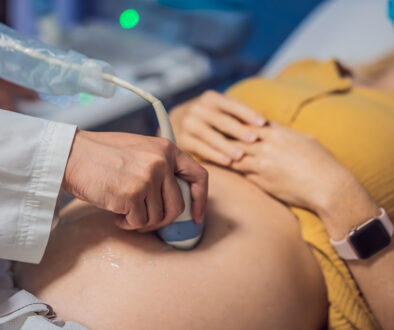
0 78 38 111
62 130 208 232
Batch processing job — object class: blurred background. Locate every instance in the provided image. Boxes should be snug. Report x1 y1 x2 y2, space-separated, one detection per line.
0 0 392 135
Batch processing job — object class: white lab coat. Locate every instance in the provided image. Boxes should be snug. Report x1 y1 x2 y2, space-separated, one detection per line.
0 110 76 264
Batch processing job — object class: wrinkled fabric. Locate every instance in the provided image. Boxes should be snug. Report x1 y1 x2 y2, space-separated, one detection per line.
0 260 87 329
0 110 76 263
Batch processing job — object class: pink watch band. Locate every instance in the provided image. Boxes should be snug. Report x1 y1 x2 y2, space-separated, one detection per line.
330 208 393 260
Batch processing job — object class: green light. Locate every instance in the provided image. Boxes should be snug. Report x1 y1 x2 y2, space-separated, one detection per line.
119 9 140 29
79 93 93 106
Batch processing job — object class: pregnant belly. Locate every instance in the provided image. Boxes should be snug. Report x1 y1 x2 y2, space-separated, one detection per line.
14 165 327 330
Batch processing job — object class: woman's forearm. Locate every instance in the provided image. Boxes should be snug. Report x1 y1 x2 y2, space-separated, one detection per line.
314 172 394 328
314 169 381 240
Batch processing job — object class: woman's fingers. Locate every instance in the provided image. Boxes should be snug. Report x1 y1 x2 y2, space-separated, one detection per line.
253 121 282 140
230 155 259 173
181 134 233 166
200 91 266 127
184 118 245 160
191 104 258 143
211 113 259 143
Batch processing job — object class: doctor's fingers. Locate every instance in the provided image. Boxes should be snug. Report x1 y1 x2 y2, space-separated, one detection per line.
183 118 245 161
189 103 259 143
199 90 266 127
139 183 165 232
139 175 185 232
115 197 148 230
174 149 208 224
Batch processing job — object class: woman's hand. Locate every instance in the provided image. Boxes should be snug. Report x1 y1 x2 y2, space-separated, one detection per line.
230 123 344 210
230 123 379 236
170 90 266 166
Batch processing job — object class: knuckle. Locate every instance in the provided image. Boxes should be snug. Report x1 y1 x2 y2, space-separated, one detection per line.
202 90 218 101
184 116 196 130
152 154 168 169
145 158 170 182
118 182 134 198
125 181 146 199
189 104 201 115
107 201 126 215
157 137 174 153
261 141 271 151
157 136 171 148
270 127 281 139
143 167 158 183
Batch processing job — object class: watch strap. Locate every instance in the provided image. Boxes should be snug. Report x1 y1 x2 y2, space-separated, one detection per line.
330 208 393 260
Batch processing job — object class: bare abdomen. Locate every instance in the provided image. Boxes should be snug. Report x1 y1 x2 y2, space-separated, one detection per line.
14 165 327 330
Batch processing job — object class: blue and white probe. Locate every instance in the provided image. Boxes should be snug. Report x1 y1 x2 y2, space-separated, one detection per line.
101 75 205 249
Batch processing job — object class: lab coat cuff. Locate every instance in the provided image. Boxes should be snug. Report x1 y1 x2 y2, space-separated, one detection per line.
16 122 76 264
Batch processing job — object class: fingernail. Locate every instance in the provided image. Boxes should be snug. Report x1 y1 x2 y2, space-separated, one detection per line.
230 148 244 160
254 116 265 126
220 155 232 165
244 132 257 142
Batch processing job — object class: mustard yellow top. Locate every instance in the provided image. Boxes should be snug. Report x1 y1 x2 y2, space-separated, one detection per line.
226 59 394 330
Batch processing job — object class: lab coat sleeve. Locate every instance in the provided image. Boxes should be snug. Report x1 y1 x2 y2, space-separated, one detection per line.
0 110 76 263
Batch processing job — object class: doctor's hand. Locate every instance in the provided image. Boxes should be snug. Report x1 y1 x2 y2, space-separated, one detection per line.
62 130 208 232
170 90 266 166
0 79 38 111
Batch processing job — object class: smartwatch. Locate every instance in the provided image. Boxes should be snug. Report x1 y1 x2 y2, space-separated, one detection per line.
330 208 393 260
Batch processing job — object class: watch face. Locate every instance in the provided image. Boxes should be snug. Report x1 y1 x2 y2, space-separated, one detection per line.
350 219 391 259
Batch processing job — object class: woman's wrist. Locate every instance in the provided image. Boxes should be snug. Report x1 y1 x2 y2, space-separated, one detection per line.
314 169 380 240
